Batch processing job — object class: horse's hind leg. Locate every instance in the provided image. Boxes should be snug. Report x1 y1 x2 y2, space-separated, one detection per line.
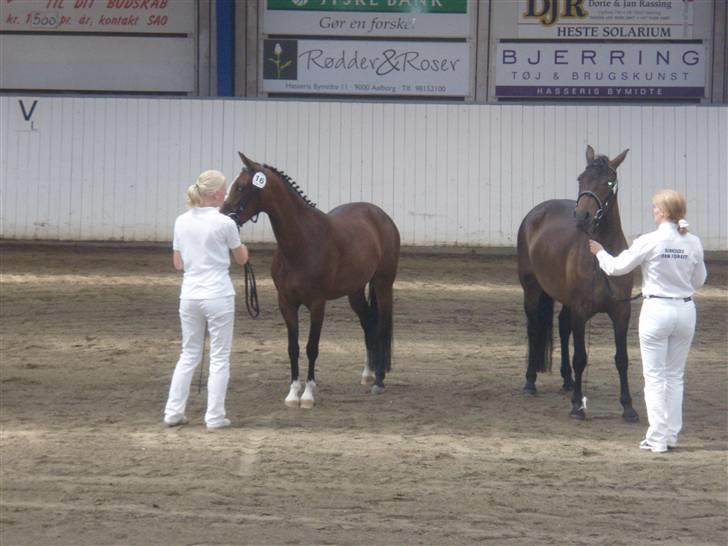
370 278 394 395
558 306 574 391
348 288 376 385
521 278 554 394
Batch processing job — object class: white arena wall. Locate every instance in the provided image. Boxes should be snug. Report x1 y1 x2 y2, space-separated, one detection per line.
1 96 726 250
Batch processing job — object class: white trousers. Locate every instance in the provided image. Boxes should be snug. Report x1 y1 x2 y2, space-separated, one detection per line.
164 296 235 427
638 298 696 450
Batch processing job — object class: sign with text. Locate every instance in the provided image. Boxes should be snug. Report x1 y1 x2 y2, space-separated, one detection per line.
262 39 470 97
0 0 194 34
518 0 695 40
495 41 705 99
264 0 470 38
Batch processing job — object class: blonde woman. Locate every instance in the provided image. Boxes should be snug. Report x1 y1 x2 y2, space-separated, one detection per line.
164 170 248 430
589 190 707 453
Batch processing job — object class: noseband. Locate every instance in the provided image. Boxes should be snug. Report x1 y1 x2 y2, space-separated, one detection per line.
226 173 261 226
575 179 617 233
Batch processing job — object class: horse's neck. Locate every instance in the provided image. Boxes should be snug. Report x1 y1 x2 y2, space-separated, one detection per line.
265 184 328 260
601 202 628 251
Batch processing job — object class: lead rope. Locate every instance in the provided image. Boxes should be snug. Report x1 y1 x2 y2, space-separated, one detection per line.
244 262 260 319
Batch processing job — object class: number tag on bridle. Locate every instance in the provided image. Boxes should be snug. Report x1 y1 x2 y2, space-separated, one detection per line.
252 172 267 189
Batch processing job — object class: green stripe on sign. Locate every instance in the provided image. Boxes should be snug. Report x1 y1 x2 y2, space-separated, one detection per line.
267 0 467 14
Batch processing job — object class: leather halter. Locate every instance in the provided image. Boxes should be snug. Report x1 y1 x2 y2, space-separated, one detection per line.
575 175 617 233
226 170 262 226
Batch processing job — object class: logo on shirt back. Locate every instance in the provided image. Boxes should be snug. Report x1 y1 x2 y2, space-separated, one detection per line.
661 248 688 260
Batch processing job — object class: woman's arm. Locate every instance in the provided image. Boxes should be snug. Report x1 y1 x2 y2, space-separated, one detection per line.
173 250 184 271
231 244 249 266
589 237 650 276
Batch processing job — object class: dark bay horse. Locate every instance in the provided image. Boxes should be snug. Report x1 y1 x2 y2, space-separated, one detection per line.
517 145 639 421
221 153 400 408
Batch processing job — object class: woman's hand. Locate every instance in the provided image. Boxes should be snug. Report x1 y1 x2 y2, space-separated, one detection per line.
588 240 603 256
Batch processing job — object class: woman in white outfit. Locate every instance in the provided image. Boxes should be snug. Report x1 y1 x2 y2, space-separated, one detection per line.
589 190 707 453
164 170 248 430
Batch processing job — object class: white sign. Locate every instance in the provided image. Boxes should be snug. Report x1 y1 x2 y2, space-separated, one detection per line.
518 0 695 39
263 39 470 97
0 0 194 34
264 0 470 38
495 42 705 99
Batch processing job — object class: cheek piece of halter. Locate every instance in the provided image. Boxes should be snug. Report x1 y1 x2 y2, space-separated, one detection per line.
227 171 265 226
575 178 618 233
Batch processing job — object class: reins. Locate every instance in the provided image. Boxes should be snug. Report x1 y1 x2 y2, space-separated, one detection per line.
244 262 260 319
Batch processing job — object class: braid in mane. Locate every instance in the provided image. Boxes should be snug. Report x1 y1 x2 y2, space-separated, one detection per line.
264 164 317 209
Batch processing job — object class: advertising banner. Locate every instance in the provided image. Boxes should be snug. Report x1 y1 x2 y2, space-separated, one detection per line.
495 41 705 99
0 0 194 34
262 39 470 97
517 0 695 40
264 0 470 38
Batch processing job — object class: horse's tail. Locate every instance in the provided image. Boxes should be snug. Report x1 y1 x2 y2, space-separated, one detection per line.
527 292 554 373
368 282 393 372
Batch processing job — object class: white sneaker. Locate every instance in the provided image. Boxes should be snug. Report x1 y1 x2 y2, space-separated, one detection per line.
164 415 189 427
206 418 231 431
639 439 668 453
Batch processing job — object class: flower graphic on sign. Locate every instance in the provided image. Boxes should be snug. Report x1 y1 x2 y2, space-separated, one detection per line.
268 43 292 79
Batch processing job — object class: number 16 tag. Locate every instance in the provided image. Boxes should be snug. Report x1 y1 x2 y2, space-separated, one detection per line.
252 172 267 189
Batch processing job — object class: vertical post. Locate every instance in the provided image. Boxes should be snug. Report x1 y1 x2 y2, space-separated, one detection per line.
216 0 235 96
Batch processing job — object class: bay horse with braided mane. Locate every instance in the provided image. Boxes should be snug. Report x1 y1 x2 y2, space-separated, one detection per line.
221 153 400 409
517 145 639 421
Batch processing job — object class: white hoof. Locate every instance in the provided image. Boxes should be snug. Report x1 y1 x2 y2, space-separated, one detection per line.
361 366 376 386
300 380 316 409
371 384 385 395
284 380 302 408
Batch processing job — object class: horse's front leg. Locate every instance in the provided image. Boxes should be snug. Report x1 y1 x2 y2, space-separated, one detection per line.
279 299 302 408
611 305 639 422
558 306 574 391
570 317 588 420
300 301 326 409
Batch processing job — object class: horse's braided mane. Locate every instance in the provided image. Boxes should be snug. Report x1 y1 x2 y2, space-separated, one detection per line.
264 164 317 209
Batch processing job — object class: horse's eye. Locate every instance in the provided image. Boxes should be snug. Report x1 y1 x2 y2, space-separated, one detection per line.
236 185 244 192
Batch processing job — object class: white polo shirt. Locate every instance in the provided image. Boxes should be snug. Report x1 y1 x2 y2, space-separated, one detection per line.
173 207 242 300
596 222 707 299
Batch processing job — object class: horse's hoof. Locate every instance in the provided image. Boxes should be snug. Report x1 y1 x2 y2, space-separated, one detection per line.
622 409 640 423
569 408 586 420
300 398 315 409
523 385 537 395
284 398 300 408
361 375 375 386
561 381 574 392
371 384 385 395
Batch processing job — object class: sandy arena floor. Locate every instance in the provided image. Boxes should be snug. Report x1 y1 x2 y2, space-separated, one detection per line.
1 243 726 545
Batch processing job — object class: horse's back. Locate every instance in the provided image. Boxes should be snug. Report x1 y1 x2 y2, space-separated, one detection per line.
518 199 588 303
329 202 400 249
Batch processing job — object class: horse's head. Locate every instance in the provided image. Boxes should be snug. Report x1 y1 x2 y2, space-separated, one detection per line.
220 152 268 226
574 145 629 233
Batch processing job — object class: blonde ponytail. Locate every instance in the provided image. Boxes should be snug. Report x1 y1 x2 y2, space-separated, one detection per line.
185 170 226 208
653 189 689 235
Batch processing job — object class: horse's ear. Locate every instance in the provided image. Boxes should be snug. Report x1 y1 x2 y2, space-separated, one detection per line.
610 149 629 170
586 145 595 163
238 152 256 170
